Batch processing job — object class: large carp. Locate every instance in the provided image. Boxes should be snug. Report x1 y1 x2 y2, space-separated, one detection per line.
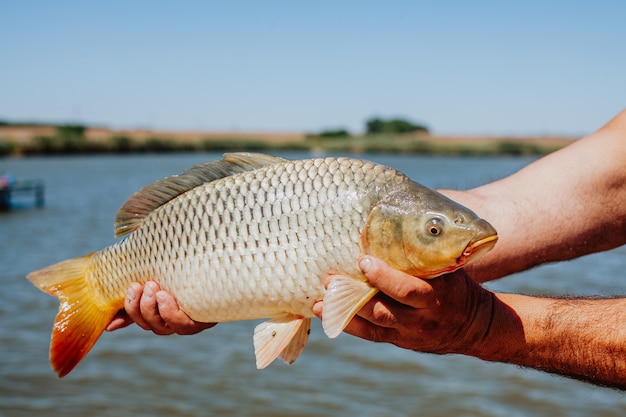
28 153 497 377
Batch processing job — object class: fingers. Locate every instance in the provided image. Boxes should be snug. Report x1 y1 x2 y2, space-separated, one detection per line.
352 292 413 329
341 312 401 342
112 281 216 336
312 296 397 341
105 311 134 332
317 257 486 353
312 300 323 319
315 256 439 343
133 282 174 335
154 289 217 335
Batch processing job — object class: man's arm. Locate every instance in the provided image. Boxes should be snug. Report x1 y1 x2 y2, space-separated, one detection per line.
442 109 626 282
488 292 626 389
315 256 626 389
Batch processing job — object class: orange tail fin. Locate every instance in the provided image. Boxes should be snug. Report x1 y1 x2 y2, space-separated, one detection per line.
27 255 120 378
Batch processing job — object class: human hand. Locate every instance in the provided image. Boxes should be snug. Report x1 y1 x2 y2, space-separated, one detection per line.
313 256 495 355
105 281 217 335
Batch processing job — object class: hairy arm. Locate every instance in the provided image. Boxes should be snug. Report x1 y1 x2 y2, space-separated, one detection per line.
488 293 626 388
442 109 626 282
318 257 626 389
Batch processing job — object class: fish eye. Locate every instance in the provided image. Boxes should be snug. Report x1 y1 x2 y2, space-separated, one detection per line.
427 218 443 236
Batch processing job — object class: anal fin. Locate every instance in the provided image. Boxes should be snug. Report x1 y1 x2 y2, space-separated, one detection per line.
253 316 311 369
322 276 378 338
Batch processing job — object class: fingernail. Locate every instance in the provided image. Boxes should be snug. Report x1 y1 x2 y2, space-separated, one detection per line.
126 287 135 302
359 257 372 274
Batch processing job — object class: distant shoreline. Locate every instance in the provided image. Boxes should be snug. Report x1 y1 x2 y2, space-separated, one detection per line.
0 124 577 157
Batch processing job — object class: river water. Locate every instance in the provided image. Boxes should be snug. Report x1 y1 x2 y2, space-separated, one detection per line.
1 152 625 417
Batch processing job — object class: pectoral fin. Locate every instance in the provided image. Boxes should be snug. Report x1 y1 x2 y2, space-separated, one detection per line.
253 316 311 369
322 276 379 338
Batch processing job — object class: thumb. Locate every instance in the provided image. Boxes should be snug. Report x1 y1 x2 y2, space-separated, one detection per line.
358 256 390 286
358 256 436 308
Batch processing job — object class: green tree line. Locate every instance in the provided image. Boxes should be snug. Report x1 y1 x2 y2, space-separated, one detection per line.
312 117 429 138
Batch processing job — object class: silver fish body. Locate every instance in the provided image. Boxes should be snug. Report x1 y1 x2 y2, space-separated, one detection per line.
98 156 394 321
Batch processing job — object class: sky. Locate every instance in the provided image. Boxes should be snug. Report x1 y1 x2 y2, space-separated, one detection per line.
1 1 625 136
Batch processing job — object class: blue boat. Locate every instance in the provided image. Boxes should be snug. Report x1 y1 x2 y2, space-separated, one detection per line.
0 174 44 211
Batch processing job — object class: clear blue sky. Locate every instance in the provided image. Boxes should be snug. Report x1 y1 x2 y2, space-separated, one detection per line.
2 1 625 136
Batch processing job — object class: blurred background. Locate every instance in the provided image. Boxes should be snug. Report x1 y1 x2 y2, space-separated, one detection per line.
2 2 626 416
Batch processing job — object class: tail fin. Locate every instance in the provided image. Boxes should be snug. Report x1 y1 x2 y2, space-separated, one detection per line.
27 255 120 378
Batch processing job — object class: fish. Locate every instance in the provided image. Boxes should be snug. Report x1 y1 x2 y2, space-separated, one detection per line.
27 152 498 378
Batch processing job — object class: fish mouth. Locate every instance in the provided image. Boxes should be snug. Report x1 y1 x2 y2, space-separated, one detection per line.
416 233 498 279
459 234 498 264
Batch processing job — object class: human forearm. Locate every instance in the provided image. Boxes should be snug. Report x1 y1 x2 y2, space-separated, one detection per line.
474 293 626 389
442 109 626 282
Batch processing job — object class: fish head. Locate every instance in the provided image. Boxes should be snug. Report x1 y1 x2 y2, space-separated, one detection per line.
398 208 498 278
362 183 498 278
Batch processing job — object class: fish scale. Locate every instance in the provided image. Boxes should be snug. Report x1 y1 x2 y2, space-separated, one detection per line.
98 158 371 322
27 152 498 377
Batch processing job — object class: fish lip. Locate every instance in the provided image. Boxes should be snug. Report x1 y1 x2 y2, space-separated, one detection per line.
460 234 499 260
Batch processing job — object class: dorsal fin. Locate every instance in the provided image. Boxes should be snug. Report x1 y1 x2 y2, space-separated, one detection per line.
114 152 287 238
